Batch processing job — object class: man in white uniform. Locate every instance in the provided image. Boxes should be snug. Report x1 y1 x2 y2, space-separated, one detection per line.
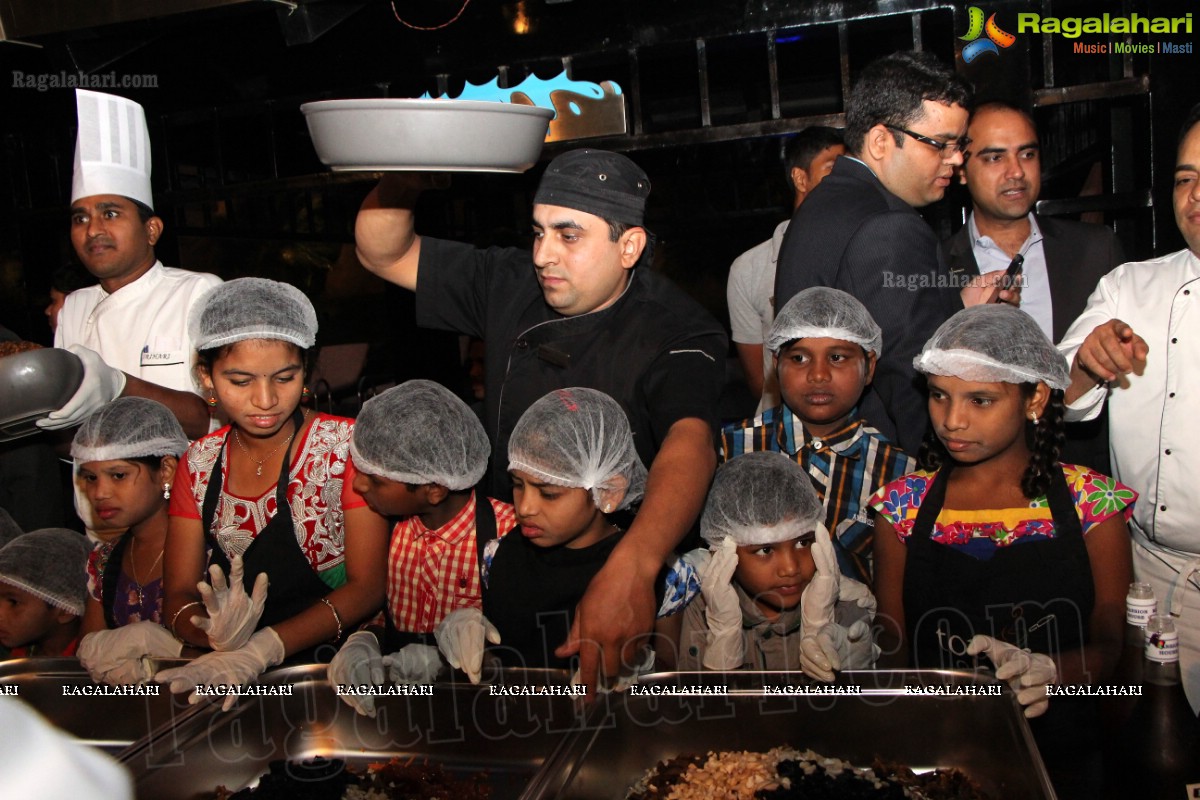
1058 103 1200 712
726 127 844 412
39 90 220 440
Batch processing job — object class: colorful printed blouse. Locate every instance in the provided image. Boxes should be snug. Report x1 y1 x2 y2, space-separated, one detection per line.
869 464 1136 561
86 540 163 626
169 413 367 588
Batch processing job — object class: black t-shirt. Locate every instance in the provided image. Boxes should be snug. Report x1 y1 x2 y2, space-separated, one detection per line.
416 237 727 498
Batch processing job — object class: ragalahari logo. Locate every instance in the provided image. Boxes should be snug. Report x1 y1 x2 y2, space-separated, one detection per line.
960 7 1017 63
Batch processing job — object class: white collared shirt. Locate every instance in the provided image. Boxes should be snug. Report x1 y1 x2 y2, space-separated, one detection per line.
1058 248 1200 554
968 212 1053 340
55 260 222 394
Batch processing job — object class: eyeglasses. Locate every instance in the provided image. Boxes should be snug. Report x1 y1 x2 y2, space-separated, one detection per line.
884 124 971 155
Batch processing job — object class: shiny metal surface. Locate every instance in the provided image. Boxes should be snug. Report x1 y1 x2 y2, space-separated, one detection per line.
527 670 1056 800
0 348 83 442
129 664 590 800
0 658 207 758
301 99 555 173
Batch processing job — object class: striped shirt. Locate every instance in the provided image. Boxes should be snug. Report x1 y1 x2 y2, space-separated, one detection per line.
386 492 517 634
720 408 915 583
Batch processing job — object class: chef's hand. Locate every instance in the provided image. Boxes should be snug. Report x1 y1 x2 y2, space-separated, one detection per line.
968 635 1056 718
192 555 268 652
1072 319 1149 385
696 538 743 670
434 608 498 684
328 631 385 717
37 345 127 430
156 627 285 711
78 621 183 685
382 643 442 685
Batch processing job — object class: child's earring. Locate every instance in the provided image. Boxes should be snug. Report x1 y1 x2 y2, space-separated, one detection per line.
603 503 612 514
206 395 217 408
302 386 311 399
1029 413 1040 425
163 483 172 500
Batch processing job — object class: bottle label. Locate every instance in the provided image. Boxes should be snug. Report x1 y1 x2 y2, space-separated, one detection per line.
1145 628 1179 663
1126 596 1156 626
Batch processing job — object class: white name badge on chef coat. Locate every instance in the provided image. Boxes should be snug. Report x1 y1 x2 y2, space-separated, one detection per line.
141 338 185 368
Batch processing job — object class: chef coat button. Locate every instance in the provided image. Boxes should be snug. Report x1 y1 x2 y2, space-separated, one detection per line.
1171 338 1178 344
1170 392 1176 398
1160 505 1167 512
516 339 529 349
1165 449 1172 455
1185 289 1191 295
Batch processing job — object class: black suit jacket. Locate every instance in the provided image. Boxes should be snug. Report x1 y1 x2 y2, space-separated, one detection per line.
774 157 962 453
941 214 1126 473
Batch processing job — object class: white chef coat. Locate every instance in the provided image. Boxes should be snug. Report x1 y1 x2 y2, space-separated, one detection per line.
1058 247 1200 712
55 261 222 395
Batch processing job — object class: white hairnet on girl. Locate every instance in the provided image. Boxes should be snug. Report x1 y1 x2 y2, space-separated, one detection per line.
508 388 646 511
70 397 188 463
766 287 883 356
0 529 92 616
914 304 1071 390
349 380 490 492
701 452 824 546
190 277 318 351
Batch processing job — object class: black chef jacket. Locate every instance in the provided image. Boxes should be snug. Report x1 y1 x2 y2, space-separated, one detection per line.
416 237 727 499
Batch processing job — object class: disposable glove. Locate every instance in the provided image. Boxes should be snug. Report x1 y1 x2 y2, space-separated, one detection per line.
434 608 499 684
697 537 743 670
192 555 268 652
78 621 183 685
156 627 285 711
383 643 442 685
37 345 127 430
799 619 878 682
800 525 840 635
328 631 385 717
968 634 1056 718
839 577 877 617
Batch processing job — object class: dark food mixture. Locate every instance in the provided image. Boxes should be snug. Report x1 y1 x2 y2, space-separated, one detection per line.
214 757 492 800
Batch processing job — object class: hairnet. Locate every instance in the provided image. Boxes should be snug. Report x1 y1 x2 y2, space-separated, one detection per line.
914 304 1070 390
508 388 646 511
190 278 317 351
766 287 882 356
0 528 91 616
70 397 188 463
701 452 824 546
349 380 490 491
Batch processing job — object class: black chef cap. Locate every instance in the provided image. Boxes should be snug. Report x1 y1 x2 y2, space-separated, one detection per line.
533 149 651 227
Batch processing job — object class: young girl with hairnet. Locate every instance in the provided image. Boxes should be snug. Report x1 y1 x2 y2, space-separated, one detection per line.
0 528 92 657
328 380 517 717
871 305 1133 795
675 452 877 677
435 388 696 682
153 279 388 707
73 398 192 684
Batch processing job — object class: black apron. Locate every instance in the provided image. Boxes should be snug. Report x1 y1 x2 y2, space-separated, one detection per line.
902 462 1100 797
201 409 331 631
381 494 497 651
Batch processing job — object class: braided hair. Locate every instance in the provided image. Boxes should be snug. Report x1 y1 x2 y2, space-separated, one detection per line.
917 383 1066 500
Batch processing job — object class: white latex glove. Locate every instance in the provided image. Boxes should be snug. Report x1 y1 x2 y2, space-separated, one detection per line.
839 578 877 617
799 619 879 682
78 621 183 686
156 627 285 711
967 634 1056 718
383 643 443 685
800 525 839 635
328 631 385 717
192 555 268 652
36 345 127 430
698 537 743 670
434 608 499 684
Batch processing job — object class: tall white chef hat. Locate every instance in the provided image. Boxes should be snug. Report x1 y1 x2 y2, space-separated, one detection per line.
70 89 154 211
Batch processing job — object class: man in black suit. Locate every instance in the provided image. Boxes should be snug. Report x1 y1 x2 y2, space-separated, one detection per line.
775 52 1013 453
942 102 1125 472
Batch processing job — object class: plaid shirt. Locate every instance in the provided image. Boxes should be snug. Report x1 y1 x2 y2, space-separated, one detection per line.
386 492 516 634
720 407 914 583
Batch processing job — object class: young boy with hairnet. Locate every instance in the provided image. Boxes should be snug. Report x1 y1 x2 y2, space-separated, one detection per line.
329 380 516 716
0 528 92 657
676 452 877 678
721 287 914 584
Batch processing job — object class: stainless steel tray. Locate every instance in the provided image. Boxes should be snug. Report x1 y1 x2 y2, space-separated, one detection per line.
0 658 209 759
525 670 1056 799
128 664 592 800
